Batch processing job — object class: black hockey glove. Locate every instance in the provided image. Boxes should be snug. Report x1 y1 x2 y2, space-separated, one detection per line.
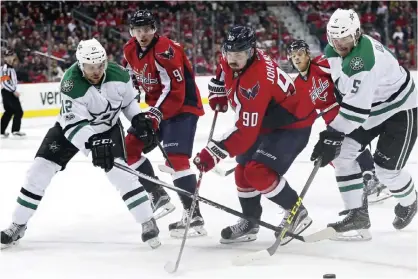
130 113 158 154
310 130 345 167
86 134 114 172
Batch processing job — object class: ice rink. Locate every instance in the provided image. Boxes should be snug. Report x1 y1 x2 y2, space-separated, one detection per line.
1 109 417 279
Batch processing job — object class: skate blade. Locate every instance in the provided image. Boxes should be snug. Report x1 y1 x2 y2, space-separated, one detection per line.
331 229 372 241
368 191 392 204
0 240 20 250
146 237 161 249
170 226 207 238
220 234 257 244
280 216 313 246
154 203 176 220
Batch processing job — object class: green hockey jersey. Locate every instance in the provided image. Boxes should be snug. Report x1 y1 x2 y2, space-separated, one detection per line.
57 62 140 155
325 35 417 134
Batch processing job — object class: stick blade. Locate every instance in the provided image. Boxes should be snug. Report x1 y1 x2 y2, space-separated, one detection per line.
232 250 271 266
303 227 337 242
164 261 178 273
213 166 228 176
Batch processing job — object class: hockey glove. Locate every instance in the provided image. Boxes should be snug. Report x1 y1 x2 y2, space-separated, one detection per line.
130 113 158 154
310 130 345 167
86 134 114 172
145 106 163 132
193 141 229 172
208 78 228 112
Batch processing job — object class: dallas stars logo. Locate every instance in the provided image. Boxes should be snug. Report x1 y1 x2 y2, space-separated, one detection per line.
350 57 364 71
349 13 355 21
48 141 60 153
89 101 122 126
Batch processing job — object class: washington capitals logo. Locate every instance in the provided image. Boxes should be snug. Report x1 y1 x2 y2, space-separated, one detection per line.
239 82 260 100
310 77 329 104
157 45 175 60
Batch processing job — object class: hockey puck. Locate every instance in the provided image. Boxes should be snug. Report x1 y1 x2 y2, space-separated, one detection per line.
323 274 336 278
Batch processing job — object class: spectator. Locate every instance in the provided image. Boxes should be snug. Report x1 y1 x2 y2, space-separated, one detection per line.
376 1 388 15
392 25 404 41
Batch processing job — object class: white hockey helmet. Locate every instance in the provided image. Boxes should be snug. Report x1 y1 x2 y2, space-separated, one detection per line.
327 9 361 48
76 38 107 74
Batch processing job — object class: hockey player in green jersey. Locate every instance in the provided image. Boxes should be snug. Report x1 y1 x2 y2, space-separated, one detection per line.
310 9 417 240
1 39 161 249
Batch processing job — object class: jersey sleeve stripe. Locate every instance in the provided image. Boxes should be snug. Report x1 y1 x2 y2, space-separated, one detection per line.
318 66 331 74
153 59 172 108
370 81 416 116
371 67 410 107
338 111 366 123
219 89 242 143
62 119 89 134
340 102 371 115
67 121 90 142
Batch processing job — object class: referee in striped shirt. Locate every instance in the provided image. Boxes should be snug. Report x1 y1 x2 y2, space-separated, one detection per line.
1 49 25 138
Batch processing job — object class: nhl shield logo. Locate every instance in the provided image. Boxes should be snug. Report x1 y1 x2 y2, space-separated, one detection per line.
350 57 364 71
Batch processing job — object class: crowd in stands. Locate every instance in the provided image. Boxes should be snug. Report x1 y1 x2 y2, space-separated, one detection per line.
1 1 416 83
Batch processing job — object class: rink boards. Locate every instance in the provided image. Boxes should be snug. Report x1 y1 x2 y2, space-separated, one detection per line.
0 72 417 118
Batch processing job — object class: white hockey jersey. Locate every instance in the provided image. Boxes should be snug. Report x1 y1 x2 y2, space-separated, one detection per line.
325 35 417 134
57 62 140 155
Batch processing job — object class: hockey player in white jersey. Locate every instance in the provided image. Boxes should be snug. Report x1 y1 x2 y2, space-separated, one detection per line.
310 9 417 240
0 39 161 249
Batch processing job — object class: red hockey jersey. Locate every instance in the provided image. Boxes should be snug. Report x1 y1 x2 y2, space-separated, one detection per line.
293 55 338 124
215 49 317 157
123 35 204 119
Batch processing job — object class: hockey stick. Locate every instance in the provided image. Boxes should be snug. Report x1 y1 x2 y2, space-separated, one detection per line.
114 161 331 243
232 158 326 266
164 109 220 274
213 102 339 177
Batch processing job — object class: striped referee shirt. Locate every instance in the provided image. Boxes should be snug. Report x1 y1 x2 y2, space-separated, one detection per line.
1 63 17 93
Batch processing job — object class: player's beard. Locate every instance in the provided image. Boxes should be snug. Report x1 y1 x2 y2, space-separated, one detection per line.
87 73 103 84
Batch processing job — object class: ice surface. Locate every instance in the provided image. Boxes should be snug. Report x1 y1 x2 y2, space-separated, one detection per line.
0 110 416 279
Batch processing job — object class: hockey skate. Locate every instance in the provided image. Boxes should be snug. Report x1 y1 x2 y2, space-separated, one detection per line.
276 204 312 246
220 218 259 244
1 223 27 250
0 132 10 138
12 131 26 137
393 192 417 230
363 171 391 204
142 218 161 249
169 206 207 238
150 186 175 220
327 196 371 241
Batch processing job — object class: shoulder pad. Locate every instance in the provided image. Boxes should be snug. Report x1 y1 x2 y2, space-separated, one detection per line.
104 62 130 83
324 44 339 59
155 36 178 61
60 63 90 99
123 37 137 51
342 36 375 77
312 55 329 66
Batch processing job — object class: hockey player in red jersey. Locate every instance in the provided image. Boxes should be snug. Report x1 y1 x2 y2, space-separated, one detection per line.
287 39 391 204
193 26 316 245
123 10 206 237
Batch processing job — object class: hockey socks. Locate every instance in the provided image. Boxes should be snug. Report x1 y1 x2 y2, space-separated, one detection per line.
173 170 197 209
131 157 159 193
